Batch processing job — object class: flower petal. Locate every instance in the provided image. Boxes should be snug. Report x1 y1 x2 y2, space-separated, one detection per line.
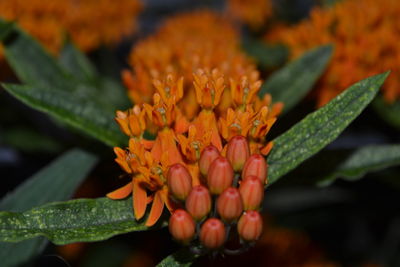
145 190 165 227
133 179 148 220
106 182 132 199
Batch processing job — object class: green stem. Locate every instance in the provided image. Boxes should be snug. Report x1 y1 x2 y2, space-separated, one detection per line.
233 173 240 187
212 195 218 217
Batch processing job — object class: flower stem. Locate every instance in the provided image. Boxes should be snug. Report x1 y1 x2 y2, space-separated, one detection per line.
233 173 240 187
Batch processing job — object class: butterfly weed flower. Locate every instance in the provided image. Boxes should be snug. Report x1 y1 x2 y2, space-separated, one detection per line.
216 187 243 222
266 0 400 105
186 185 212 221
199 218 226 250
107 9 282 254
107 69 280 252
198 145 220 177
169 209 196 244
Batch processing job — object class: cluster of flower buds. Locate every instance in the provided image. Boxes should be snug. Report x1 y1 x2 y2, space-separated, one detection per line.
168 135 267 254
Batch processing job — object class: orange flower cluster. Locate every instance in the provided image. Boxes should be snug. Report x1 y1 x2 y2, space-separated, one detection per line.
265 0 400 106
226 0 273 29
0 0 142 55
123 10 258 118
108 67 281 227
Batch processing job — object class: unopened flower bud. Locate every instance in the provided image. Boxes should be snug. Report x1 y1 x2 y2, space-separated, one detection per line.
185 185 212 221
207 156 234 195
167 163 192 201
237 211 263 242
199 218 226 249
199 145 220 176
169 209 196 244
239 175 264 210
242 154 268 184
226 135 250 172
217 187 243 222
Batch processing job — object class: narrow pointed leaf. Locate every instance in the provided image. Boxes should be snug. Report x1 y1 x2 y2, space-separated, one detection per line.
60 42 97 82
242 38 288 69
0 197 167 245
0 20 14 41
267 71 390 184
0 19 72 90
317 144 400 186
1 20 130 145
260 45 333 113
373 97 400 130
285 144 400 187
0 149 98 267
156 248 198 267
1 83 126 146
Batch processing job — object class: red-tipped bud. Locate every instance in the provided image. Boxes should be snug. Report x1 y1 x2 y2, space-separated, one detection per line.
207 156 234 195
217 187 243 222
199 218 226 249
242 154 268 184
226 135 250 172
239 175 264 210
167 163 192 201
199 145 220 176
169 209 196 244
237 211 263 242
185 185 212 221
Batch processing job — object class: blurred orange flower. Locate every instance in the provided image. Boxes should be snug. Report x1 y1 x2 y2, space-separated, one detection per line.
0 0 142 55
266 0 400 106
226 0 273 29
123 10 258 118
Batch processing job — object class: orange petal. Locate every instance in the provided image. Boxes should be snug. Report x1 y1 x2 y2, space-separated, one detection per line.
115 117 131 136
175 114 190 134
159 187 177 213
133 179 147 220
211 129 223 151
141 139 154 150
145 190 165 227
271 102 284 117
106 182 132 199
261 141 274 156
151 136 162 163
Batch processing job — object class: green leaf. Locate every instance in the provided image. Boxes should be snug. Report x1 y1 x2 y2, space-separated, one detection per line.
1 126 62 153
1 83 126 147
0 197 166 245
317 144 400 186
242 38 288 69
60 42 97 82
267 71 390 184
59 42 130 109
0 20 14 41
0 19 72 90
1 20 130 146
260 45 333 113
156 249 198 267
285 144 400 187
0 149 98 267
373 97 400 130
